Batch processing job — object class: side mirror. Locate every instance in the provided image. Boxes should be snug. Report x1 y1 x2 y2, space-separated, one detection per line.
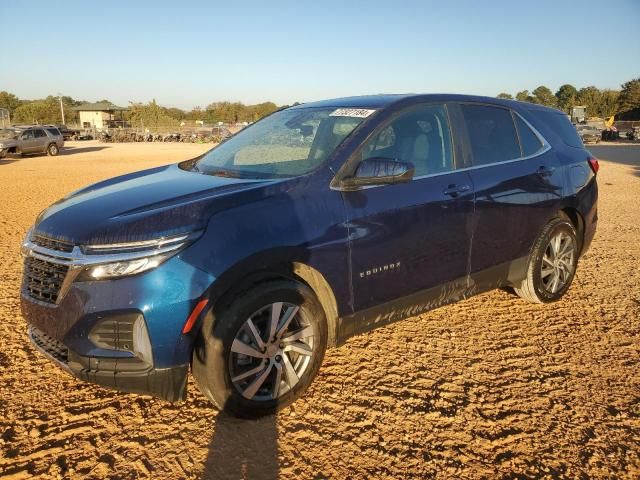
340 157 414 190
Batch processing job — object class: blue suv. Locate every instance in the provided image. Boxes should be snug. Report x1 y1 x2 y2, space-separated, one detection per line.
21 95 598 417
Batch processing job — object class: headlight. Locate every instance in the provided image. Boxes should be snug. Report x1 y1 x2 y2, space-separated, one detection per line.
74 231 201 281
83 253 171 280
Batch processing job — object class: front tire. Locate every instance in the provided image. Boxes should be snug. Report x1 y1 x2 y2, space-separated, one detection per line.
514 216 578 303
47 143 59 156
192 279 327 418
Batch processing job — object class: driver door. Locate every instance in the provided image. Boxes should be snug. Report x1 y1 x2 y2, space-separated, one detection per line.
20 129 37 153
341 103 474 314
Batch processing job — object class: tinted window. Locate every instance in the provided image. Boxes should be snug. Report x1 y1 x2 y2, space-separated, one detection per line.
514 115 543 156
34 129 46 138
531 110 583 148
361 104 453 176
462 105 520 165
46 128 60 136
21 130 34 140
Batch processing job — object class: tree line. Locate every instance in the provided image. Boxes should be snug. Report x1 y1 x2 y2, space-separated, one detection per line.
2 78 639 127
496 78 640 119
0 92 287 127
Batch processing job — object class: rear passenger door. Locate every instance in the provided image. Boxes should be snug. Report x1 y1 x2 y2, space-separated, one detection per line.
458 103 563 282
343 103 475 313
33 128 48 152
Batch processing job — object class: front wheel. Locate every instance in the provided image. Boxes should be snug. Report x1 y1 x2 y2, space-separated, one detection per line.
514 216 578 303
192 279 327 418
47 143 59 156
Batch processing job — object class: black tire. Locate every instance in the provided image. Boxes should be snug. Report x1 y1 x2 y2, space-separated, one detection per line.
47 143 59 156
514 216 578 304
192 279 328 418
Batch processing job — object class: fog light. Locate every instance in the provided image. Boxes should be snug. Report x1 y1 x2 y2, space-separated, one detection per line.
133 316 153 366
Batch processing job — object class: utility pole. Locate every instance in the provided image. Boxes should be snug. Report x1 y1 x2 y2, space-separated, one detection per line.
58 93 65 125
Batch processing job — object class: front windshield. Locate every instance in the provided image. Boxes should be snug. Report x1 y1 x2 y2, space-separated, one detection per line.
190 107 371 178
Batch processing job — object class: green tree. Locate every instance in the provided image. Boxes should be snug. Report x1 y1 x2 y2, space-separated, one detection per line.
515 90 533 103
249 102 278 121
0 91 21 113
555 84 578 112
496 93 513 99
166 107 186 120
597 90 620 118
532 86 557 107
617 78 640 113
127 100 179 128
13 97 62 124
577 86 602 117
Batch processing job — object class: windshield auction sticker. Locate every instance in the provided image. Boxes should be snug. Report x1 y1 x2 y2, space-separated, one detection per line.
329 108 376 118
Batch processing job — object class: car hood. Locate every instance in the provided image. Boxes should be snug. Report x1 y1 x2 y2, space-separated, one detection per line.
34 163 280 245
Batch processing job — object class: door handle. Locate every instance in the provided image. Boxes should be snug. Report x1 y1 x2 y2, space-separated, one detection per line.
537 166 555 177
442 184 471 197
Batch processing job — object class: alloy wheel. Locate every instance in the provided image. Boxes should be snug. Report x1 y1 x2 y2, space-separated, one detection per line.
228 302 315 401
541 231 575 294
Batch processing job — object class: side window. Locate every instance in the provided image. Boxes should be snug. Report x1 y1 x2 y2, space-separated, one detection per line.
34 129 47 138
22 129 34 140
461 105 520 165
361 104 453 176
46 128 60 136
514 114 543 157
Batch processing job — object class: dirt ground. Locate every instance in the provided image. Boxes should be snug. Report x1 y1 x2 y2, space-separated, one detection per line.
0 141 638 479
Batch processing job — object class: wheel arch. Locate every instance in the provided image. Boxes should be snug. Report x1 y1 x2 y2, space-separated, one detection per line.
559 206 585 254
203 252 340 347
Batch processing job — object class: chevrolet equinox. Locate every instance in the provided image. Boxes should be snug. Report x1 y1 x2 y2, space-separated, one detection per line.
21 95 598 417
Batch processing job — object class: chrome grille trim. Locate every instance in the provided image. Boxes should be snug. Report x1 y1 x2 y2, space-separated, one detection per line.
31 234 75 253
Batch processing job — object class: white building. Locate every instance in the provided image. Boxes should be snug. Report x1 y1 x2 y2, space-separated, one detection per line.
74 102 127 129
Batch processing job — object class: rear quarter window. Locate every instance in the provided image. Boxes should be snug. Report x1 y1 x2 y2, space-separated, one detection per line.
46 128 60 136
514 115 544 156
529 110 583 148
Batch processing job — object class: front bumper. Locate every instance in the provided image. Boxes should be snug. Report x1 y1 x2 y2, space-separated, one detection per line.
29 325 188 401
20 233 216 401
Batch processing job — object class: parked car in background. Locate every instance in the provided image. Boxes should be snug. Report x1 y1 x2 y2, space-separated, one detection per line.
576 124 601 144
626 126 640 141
196 125 232 141
0 126 64 158
55 125 81 141
21 94 598 417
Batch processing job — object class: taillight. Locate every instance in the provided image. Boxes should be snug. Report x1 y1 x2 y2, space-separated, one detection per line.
588 156 599 174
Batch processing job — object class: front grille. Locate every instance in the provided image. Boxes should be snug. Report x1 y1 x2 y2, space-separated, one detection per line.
29 326 69 365
32 234 74 253
24 257 69 304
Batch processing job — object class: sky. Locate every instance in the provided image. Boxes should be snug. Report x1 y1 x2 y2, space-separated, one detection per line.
1 0 639 109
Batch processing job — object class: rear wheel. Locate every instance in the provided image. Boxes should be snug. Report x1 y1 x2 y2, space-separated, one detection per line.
47 143 59 156
514 216 578 303
192 279 327 418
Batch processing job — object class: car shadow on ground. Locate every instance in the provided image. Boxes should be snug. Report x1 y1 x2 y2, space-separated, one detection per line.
0 157 21 166
202 411 279 480
59 146 109 155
